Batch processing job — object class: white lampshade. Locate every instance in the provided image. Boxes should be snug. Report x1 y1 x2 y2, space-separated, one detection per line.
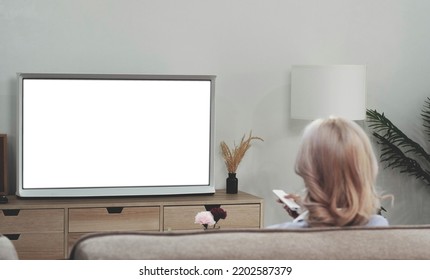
291 65 366 120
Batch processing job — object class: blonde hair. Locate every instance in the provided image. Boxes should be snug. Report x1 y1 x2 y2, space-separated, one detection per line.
295 117 380 227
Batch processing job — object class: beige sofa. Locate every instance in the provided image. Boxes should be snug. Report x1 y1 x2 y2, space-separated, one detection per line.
0 234 19 260
69 225 430 260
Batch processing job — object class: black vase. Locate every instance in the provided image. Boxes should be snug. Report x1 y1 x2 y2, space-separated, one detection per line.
226 173 238 194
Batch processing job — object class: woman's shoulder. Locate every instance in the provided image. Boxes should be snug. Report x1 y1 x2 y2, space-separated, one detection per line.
267 211 310 229
267 214 388 229
266 220 309 229
365 214 389 226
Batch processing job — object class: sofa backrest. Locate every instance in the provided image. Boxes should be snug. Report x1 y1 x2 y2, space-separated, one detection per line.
0 235 19 260
69 225 430 260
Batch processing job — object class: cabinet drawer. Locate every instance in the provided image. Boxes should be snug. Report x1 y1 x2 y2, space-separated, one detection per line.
5 232 64 260
67 232 94 256
0 209 64 233
69 206 160 232
164 204 261 231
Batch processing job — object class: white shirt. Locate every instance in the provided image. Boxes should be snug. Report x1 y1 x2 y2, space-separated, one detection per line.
267 212 389 229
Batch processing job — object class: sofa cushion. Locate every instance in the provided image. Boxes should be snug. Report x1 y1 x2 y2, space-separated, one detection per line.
0 235 19 260
69 225 430 260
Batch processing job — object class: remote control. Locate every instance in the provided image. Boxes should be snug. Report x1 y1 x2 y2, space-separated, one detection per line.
272 189 300 211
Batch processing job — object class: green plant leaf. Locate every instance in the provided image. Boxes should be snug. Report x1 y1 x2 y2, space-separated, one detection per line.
421 97 430 141
372 132 430 185
366 109 430 164
366 108 430 185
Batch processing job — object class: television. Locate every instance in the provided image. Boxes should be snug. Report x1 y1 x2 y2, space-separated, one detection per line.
16 73 216 197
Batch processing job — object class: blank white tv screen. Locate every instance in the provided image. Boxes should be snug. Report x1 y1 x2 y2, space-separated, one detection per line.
17 74 215 197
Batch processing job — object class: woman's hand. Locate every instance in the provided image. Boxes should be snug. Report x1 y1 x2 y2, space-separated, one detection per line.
277 194 302 219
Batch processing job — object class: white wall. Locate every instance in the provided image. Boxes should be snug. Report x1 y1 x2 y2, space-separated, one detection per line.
1 0 430 226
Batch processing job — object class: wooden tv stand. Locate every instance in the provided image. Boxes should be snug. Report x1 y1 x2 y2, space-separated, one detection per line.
0 190 263 259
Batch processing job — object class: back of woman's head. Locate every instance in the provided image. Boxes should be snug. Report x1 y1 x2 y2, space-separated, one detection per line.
295 117 380 227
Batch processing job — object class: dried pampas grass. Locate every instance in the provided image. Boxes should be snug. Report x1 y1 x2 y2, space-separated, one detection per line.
220 131 263 173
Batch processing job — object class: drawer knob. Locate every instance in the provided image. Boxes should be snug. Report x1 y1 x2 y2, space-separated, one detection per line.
205 204 221 211
2 209 20 216
106 207 123 214
4 234 20 240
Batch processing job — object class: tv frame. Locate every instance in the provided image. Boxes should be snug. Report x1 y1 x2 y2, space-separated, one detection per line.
16 73 216 198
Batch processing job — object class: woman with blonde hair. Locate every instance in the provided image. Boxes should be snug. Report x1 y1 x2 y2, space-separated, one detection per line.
270 116 388 228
